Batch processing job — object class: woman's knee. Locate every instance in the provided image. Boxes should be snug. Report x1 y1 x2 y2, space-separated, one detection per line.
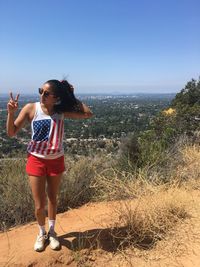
35 204 45 215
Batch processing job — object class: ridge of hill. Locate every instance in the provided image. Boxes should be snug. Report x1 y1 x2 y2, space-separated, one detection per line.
1 190 200 267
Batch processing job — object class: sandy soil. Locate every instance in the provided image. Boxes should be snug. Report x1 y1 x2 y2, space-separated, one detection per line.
1 197 200 267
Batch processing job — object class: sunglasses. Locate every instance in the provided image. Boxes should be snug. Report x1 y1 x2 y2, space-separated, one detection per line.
38 88 55 97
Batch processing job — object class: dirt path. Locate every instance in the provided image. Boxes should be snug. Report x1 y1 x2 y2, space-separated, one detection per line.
0 201 118 267
1 198 200 267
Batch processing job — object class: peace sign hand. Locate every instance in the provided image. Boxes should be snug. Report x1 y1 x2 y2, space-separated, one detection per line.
7 92 20 114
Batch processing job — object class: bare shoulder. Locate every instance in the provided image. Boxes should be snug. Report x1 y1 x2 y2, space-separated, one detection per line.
24 102 35 110
21 103 36 121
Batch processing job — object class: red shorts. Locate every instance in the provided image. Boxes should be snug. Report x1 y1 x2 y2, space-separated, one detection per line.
26 154 65 177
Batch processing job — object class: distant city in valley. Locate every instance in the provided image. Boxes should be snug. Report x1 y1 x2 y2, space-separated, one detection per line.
0 92 175 105
0 93 175 158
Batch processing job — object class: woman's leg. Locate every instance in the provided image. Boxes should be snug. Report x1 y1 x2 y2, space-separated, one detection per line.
29 175 46 226
46 173 63 250
46 173 62 220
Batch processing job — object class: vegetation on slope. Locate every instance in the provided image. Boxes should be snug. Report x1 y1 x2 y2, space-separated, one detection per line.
1 77 200 262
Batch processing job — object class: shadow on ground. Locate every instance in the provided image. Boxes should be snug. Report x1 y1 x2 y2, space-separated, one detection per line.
59 226 161 252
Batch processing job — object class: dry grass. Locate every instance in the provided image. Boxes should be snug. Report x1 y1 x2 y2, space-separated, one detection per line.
1 144 200 266
174 145 200 185
58 154 111 211
92 168 195 249
0 158 34 230
111 188 193 249
68 182 198 267
88 144 200 263
0 154 110 230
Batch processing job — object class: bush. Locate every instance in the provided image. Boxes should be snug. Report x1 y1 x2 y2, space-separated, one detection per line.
0 158 34 230
58 155 109 211
117 77 200 174
117 133 140 171
112 188 192 250
0 154 111 230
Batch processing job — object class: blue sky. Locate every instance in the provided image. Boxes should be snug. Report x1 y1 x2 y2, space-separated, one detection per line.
0 0 200 94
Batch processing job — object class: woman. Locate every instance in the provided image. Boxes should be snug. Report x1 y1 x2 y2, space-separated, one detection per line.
6 79 93 252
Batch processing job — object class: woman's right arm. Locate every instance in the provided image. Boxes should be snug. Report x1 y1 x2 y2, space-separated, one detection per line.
6 92 33 137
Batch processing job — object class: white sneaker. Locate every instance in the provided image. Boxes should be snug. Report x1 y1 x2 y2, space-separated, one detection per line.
48 231 60 250
34 233 47 252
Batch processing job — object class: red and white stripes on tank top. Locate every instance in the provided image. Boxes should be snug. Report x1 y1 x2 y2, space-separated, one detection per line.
27 102 64 159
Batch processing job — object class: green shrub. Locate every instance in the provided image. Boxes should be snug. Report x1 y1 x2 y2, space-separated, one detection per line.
118 77 200 174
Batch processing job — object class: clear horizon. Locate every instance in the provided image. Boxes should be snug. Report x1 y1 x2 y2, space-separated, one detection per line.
1 0 199 94
0 91 177 97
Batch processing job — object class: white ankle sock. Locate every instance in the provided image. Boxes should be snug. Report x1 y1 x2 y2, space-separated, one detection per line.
48 219 55 233
38 225 46 236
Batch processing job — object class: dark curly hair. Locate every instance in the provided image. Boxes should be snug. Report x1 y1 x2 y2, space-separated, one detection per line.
45 79 80 113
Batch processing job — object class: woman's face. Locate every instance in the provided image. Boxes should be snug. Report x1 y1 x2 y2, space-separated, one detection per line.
39 83 58 105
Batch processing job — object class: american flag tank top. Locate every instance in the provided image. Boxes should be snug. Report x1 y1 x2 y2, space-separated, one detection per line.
27 102 64 159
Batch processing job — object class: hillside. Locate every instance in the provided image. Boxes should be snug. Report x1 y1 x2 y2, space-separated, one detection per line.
1 78 200 267
1 188 200 267
1 142 200 266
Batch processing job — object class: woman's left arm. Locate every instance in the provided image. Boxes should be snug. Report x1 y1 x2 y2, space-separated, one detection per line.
64 100 93 119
